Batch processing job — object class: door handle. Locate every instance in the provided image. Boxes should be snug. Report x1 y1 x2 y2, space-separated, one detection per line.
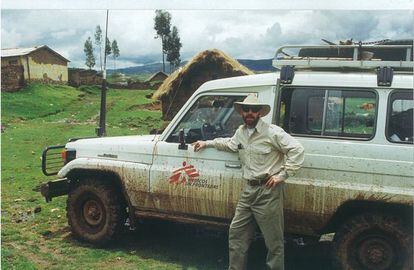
225 163 242 169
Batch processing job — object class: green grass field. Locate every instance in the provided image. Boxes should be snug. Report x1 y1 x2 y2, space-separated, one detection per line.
2 83 225 269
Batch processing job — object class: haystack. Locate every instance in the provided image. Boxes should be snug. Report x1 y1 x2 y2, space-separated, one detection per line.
153 49 254 120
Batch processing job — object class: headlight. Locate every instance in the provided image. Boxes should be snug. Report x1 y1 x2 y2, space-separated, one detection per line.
61 148 76 164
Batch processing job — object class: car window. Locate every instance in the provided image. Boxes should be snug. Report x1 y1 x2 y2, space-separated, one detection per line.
387 90 413 144
166 95 245 143
278 87 377 139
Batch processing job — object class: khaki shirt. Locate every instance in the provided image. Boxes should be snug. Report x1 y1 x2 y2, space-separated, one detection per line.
206 118 305 180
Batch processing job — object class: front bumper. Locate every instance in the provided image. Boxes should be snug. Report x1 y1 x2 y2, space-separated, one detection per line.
40 178 69 202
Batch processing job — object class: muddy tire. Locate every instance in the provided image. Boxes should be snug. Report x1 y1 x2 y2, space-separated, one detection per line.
67 178 126 245
333 212 413 270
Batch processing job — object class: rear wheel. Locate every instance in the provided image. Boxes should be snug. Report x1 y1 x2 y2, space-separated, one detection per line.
333 212 412 270
67 178 126 245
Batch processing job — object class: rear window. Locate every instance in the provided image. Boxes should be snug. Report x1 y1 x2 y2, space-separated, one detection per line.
278 87 377 139
386 90 413 144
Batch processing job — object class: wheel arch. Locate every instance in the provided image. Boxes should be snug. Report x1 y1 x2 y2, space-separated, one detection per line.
321 200 413 234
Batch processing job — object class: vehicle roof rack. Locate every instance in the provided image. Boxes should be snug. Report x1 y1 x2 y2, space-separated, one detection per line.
273 44 413 71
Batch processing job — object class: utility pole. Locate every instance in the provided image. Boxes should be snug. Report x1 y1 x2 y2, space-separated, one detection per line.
162 37 165 72
97 10 109 137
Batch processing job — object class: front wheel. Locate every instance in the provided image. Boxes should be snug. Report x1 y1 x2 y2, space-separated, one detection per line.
333 212 412 270
67 178 126 245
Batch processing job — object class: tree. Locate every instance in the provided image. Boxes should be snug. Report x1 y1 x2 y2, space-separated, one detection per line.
105 37 112 57
94 25 103 72
84 37 95 69
154 9 171 73
166 26 182 72
111 40 120 70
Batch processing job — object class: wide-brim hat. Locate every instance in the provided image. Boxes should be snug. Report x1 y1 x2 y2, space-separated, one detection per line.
234 93 271 116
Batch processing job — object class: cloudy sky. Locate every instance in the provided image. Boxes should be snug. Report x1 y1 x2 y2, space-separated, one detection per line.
1 1 413 69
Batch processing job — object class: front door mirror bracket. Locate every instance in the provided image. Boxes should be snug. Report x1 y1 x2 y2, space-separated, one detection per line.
178 129 188 150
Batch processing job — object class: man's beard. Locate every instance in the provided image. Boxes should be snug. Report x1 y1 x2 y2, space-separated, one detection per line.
243 114 260 128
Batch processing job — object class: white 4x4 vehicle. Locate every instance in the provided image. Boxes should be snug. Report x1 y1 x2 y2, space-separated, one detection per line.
41 43 413 269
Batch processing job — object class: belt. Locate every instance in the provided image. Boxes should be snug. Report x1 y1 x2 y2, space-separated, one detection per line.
246 170 282 186
246 178 268 186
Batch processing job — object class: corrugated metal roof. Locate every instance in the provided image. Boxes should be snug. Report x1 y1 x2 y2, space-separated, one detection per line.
1 45 70 62
1 46 44 57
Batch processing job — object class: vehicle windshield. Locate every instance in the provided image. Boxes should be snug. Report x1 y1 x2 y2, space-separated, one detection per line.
167 95 245 143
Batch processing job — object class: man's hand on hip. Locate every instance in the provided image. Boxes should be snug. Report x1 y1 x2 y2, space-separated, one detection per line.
265 175 284 188
192 141 207 152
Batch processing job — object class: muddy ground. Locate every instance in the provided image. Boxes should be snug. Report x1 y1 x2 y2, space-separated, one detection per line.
110 219 333 270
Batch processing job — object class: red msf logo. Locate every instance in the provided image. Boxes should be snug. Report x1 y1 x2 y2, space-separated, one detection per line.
169 161 200 184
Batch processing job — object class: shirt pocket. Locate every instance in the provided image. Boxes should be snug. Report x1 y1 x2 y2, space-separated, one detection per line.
252 145 272 165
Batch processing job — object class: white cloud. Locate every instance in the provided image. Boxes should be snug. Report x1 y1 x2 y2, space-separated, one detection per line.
2 0 413 10
51 29 78 40
1 9 413 69
1 28 22 48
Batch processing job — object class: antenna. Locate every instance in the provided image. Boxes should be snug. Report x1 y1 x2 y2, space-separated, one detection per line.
97 10 109 137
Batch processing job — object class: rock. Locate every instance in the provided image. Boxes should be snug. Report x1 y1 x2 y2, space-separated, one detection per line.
319 233 335 242
34 206 42 213
41 230 52 236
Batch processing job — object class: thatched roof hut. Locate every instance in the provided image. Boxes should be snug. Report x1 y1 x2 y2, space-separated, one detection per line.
153 49 254 120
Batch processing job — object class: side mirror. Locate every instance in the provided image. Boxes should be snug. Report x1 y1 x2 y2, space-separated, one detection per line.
178 129 188 150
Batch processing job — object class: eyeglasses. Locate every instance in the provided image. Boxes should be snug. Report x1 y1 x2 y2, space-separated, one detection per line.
241 106 261 113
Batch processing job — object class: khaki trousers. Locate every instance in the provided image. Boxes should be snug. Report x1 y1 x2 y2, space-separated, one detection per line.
228 183 284 270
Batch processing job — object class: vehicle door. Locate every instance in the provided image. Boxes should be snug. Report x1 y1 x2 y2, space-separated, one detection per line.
149 94 246 219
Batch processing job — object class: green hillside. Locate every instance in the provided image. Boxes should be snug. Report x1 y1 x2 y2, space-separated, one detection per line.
1 83 162 134
2 84 81 122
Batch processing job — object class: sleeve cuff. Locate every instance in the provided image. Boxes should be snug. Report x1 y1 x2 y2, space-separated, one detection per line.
205 140 215 148
276 170 289 181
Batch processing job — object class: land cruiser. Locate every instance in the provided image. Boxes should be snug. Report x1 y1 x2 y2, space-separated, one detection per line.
41 43 413 269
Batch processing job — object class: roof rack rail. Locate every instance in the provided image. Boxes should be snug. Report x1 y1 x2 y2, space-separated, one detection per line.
273 44 413 71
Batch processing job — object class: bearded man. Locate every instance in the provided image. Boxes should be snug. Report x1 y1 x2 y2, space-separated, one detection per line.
193 93 305 270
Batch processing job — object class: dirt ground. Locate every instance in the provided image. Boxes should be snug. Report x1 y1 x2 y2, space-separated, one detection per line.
114 219 333 270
